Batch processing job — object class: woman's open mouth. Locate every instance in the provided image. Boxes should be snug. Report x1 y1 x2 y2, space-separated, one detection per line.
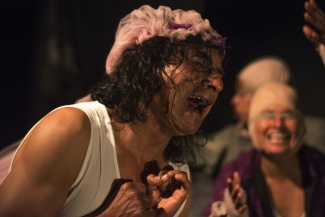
267 133 290 142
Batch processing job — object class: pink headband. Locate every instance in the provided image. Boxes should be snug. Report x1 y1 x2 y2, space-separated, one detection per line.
105 5 224 75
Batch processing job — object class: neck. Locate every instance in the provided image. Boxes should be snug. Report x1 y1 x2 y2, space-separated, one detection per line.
112 115 172 167
260 153 301 186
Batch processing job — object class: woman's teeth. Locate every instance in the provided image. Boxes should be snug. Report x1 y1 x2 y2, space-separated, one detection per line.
268 133 288 140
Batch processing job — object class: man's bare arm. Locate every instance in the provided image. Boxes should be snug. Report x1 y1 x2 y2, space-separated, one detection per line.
0 107 90 217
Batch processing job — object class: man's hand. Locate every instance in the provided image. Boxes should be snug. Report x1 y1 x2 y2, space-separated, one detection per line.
98 182 156 217
146 166 191 217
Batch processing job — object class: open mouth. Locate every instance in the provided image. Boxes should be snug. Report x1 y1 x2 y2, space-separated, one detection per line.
267 133 290 141
187 96 211 114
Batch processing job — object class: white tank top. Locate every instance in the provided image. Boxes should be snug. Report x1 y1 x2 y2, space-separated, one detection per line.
9 101 189 216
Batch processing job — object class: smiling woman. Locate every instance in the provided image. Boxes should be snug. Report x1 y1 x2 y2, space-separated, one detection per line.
206 83 325 217
252 109 301 154
248 83 305 156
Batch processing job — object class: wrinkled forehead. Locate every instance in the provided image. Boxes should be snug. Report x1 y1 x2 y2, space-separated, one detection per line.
190 48 224 75
163 48 223 85
172 47 223 69
188 45 221 58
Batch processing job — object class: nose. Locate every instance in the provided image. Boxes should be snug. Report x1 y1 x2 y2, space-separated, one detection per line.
231 94 239 106
270 115 284 127
202 74 223 92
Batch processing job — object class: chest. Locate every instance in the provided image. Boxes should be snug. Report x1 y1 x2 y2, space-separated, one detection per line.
266 178 305 217
117 154 169 183
118 164 145 183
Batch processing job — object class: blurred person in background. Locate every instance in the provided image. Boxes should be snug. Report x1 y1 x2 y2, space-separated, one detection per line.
206 83 325 217
204 55 325 178
189 55 325 217
186 1 325 216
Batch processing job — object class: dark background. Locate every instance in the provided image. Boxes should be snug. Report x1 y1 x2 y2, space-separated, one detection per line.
1 0 325 150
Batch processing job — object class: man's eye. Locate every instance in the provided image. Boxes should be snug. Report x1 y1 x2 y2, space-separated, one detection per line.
193 61 205 68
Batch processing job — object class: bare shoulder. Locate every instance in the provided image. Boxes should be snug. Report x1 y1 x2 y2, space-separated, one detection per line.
15 106 91 182
40 106 91 139
0 107 91 216
15 107 91 166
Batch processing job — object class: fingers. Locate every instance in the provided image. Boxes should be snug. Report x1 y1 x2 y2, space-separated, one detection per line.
147 169 190 201
149 170 191 217
175 171 191 190
227 172 241 193
159 165 174 175
105 182 156 216
305 0 322 16
303 25 317 41
147 174 163 187
227 186 247 214
146 165 175 191
158 170 190 198
226 177 233 193
227 180 246 212
237 204 248 214
225 172 247 213
147 170 189 189
226 172 242 200
146 174 163 207
303 25 325 47
304 0 325 35
232 171 241 186
309 0 321 12
304 12 325 36
233 191 244 209
231 184 241 202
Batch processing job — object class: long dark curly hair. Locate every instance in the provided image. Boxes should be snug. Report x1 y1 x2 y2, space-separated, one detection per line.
90 35 226 165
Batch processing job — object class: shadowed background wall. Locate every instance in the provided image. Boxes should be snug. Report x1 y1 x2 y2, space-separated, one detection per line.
1 0 325 150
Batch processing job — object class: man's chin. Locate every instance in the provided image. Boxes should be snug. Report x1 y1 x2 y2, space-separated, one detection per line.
173 124 200 136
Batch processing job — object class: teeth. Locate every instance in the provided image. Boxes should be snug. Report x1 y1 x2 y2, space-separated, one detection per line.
190 96 203 100
268 133 288 140
190 96 209 106
199 101 209 106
